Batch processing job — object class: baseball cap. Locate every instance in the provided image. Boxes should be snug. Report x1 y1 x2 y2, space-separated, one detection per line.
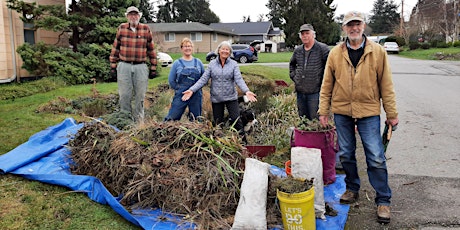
299 24 314 32
126 6 140 14
343 11 365 25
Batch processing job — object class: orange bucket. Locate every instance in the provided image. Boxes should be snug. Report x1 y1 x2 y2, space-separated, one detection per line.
285 160 291 176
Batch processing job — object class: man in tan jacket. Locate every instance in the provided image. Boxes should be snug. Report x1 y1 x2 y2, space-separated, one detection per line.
318 11 399 224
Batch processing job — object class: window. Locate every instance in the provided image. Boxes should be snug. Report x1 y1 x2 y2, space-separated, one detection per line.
232 45 248 50
190 32 202 41
164 33 175 42
212 33 217 42
24 22 35 44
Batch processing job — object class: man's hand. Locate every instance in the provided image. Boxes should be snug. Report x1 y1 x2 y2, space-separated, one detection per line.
319 115 329 128
110 67 117 79
386 118 399 131
149 69 157 79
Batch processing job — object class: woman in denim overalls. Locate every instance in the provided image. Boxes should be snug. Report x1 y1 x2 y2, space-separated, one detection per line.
164 38 205 121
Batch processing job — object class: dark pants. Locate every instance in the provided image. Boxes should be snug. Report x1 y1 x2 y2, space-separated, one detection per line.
296 92 320 120
212 100 243 132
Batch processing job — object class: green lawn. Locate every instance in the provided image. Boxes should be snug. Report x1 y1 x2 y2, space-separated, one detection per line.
398 47 460 60
170 51 292 63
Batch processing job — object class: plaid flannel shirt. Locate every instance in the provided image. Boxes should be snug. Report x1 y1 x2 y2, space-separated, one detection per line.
110 23 157 69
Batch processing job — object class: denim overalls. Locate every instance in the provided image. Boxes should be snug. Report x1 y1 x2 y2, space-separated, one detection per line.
165 58 202 121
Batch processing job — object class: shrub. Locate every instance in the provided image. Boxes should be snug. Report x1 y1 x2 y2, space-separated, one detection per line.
409 42 420 50
436 42 449 48
420 43 431 49
16 42 161 85
453 41 460 47
16 42 54 77
16 42 113 85
386 35 406 47
430 40 442 48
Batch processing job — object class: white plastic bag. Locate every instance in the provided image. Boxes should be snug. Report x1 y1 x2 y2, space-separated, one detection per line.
291 146 326 219
232 158 270 230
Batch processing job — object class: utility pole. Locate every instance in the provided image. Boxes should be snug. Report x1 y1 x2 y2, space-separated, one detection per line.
444 0 448 42
454 0 458 42
400 0 404 32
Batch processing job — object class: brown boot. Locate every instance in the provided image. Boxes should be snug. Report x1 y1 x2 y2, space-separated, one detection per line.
377 205 391 224
340 190 359 204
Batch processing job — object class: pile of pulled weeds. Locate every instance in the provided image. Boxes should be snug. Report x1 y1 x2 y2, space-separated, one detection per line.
68 120 247 229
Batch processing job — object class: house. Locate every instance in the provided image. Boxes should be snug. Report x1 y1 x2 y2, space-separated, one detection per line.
209 22 286 53
148 22 237 53
0 0 67 83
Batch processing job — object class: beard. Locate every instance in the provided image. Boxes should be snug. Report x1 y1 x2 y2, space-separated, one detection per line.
129 18 139 26
347 31 363 42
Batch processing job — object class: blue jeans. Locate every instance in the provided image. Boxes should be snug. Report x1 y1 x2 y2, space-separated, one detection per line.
296 92 319 120
334 114 391 206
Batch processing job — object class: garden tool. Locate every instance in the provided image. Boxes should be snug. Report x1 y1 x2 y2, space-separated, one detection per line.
382 123 396 154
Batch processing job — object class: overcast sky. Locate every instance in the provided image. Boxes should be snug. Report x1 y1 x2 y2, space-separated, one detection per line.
208 0 418 23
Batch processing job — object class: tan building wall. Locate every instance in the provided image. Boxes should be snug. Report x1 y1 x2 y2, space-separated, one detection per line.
153 32 234 54
0 0 66 83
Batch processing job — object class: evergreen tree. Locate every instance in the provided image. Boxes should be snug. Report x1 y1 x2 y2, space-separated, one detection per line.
139 0 156 23
368 0 400 34
156 0 219 24
7 0 136 51
266 0 339 47
266 0 284 28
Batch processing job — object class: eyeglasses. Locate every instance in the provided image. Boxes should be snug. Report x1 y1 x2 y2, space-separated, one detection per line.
182 45 193 48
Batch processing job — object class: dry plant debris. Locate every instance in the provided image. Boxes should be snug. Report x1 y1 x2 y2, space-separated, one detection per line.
68 120 247 229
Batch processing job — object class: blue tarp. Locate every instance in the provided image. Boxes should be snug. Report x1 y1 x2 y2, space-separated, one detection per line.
0 118 349 229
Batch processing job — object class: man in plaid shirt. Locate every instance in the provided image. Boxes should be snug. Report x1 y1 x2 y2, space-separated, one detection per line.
109 6 157 122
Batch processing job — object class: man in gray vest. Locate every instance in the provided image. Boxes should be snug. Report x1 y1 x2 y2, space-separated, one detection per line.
289 23 330 120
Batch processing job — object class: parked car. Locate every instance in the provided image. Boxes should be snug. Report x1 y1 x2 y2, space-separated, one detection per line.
206 40 263 63
383 42 400 54
157 52 173 67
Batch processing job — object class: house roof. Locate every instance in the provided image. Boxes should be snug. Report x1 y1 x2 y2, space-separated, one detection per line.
268 29 281 36
148 22 236 36
209 22 273 36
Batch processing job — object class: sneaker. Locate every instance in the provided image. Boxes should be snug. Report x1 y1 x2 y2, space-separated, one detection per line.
340 190 359 204
377 205 391 224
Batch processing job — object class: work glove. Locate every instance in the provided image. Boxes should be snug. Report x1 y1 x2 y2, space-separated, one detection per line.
110 67 117 79
149 69 157 79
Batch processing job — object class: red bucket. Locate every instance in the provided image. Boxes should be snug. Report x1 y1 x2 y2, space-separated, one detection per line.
245 145 276 158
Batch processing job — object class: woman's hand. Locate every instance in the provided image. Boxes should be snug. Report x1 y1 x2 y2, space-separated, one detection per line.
182 90 194 101
245 91 257 102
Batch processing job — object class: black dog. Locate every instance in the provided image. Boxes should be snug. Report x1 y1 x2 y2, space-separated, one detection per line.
237 95 257 133
240 108 256 132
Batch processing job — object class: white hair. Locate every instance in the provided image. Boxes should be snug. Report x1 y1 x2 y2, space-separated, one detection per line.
298 30 316 39
216 41 233 54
